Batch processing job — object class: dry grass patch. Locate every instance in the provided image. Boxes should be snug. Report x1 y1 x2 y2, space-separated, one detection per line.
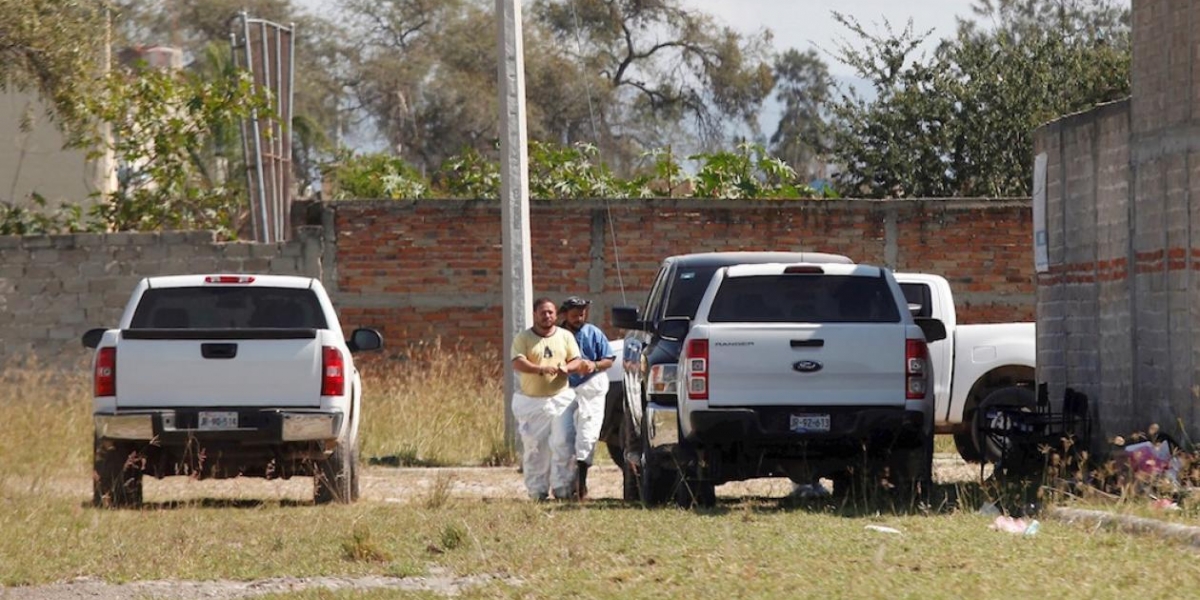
358 342 512 467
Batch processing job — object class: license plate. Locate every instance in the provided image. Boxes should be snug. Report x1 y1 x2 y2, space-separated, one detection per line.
790 414 830 433
198 411 239 430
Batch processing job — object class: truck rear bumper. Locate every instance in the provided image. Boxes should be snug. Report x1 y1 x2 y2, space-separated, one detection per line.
689 406 927 447
94 408 344 443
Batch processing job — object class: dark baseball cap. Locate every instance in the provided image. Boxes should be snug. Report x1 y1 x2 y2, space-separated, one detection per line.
560 296 591 311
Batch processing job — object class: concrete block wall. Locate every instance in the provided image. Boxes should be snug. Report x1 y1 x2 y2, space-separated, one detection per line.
1034 0 1200 445
1035 101 1134 443
326 198 1035 350
0 228 324 367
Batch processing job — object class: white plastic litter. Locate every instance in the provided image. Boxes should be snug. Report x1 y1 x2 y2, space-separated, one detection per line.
864 524 902 534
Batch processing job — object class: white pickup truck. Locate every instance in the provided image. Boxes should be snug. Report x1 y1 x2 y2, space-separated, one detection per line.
896 273 1036 463
637 261 945 507
83 274 382 507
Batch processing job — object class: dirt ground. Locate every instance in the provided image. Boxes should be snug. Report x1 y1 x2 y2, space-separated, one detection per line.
1 456 986 600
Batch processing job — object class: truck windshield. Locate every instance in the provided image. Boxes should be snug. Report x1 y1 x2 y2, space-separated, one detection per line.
708 275 901 323
129 287 328 329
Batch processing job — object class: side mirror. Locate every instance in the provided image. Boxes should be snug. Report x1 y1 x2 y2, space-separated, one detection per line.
82 328 106 349
915 318 947 343
348 328 383 352
611 306 644 331
656 317 690 342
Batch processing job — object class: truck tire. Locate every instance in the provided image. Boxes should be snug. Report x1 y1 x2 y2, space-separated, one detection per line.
954 431 984 463
639 411 674 507
93 440 143 509
675 470 716 509
890 436 934 507
972 386 1036 464
315 442 359 504
619 407 639 501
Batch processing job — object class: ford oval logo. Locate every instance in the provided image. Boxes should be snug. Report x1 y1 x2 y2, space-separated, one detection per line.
793 360 823 373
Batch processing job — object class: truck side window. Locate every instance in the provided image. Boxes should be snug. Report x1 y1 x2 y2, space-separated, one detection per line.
643 265 670 323
662 266 719 318
900 283 933 318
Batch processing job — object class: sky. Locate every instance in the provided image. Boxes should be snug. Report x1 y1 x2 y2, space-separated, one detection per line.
691 0 972 78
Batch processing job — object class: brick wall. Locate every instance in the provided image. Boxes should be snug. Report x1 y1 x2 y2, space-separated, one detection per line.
1 199 1035 369
322 198 1035 350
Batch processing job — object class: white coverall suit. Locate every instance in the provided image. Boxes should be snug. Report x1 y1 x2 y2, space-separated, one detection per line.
567 322 615 465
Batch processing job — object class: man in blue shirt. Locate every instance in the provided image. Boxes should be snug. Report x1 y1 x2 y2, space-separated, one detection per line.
560 296 615 499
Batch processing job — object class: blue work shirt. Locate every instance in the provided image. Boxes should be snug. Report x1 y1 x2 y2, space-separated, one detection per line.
568 323 615 388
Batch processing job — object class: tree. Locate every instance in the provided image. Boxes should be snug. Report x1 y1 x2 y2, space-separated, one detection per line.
0 0 110 133
769 49 833 181
115 0 351 194
826 0 1130 198
534 0 775 156
78 62 266 233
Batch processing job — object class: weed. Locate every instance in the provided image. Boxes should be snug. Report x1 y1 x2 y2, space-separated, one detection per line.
423 473 455 510
341 527 391 563
438 522 466 551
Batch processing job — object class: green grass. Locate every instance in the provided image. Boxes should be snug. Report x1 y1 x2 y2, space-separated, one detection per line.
4 489 1200 597
7 355 1200 598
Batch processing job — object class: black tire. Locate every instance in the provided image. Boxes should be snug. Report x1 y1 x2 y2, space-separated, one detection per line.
972 387 1036 464
675 470 716 509
890 436 934 507
315 442 359 504
602 383 626 470
620 405 639 501
954 430 984 463
606 439 626 470
93 440 143 509
639 411 674 507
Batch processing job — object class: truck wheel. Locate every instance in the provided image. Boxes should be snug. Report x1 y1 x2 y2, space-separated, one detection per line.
639 412 674 506
954 431 984 463
890 437 934 507
606 440 626 470
675 471 716 509
93 440 143 509
620 408 639 501
315 442 358 504
972 387 1036 464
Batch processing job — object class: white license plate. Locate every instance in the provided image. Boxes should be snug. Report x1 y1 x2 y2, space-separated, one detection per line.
790 414 830 433
198 411 239 430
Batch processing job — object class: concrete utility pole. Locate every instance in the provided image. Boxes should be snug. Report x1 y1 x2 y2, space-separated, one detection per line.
497 0 532 451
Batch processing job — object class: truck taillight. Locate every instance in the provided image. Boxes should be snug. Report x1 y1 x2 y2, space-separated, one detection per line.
95 347 116 397
685 339 709 401
322 346 345 396
905 339 928 400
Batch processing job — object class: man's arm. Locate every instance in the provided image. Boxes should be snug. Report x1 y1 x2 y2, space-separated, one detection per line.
513 355 557 376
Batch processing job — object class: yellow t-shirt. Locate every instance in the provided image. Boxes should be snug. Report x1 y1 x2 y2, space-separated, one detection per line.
511 327 581 397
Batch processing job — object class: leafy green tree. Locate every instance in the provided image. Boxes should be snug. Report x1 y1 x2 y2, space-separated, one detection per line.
343 0 604 174
116 0 350 194
827 0 1130 198
0 0 109 133
534 0 775 154
769 49 833 181
78 63 266 233
321 151 428 200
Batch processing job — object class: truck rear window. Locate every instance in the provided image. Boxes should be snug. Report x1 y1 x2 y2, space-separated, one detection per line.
708 275 901 323
129 287 328 329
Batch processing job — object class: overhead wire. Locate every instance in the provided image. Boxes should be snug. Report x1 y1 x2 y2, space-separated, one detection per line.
568 0 626 305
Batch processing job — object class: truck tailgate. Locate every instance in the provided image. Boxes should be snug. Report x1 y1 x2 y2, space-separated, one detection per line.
115 331 323 408
705 324 907 407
